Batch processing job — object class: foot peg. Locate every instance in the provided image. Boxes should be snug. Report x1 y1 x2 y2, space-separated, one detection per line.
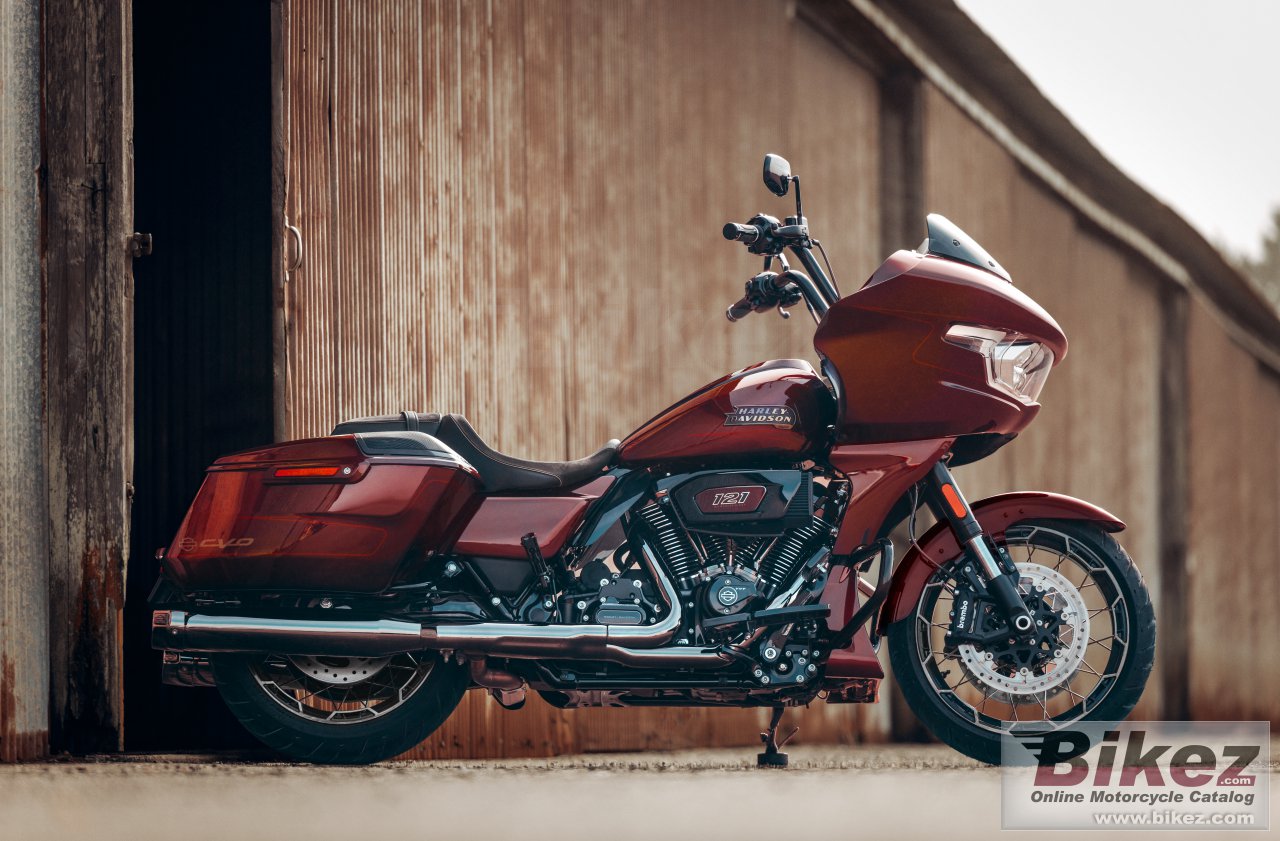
757 706 797 768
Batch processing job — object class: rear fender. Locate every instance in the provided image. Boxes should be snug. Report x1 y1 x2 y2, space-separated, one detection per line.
880 491 1125 627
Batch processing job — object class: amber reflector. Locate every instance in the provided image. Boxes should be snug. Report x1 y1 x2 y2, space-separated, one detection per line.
941 484 967 518
274 465 342 478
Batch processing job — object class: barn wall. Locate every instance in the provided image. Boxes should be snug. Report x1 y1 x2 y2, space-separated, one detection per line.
1186 299 1280 721
279 0 885 756
0 0 49 762
920 84 1165 718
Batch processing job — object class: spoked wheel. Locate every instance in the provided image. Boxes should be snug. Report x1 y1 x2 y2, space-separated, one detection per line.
888 520 1156 764
212 650 467 764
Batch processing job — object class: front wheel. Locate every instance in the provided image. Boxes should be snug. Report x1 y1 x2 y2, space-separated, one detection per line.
888 520 1156 764
212 650 467 764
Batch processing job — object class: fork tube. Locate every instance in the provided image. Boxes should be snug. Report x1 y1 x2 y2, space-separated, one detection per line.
922 462 1035 634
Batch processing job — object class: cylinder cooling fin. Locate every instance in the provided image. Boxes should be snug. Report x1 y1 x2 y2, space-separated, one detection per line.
632 500 700 582
755 515 829 591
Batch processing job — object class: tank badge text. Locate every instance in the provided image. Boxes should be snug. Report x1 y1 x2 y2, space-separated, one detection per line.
724 406 797 428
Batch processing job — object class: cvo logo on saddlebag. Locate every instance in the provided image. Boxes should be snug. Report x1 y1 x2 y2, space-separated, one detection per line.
179 537 255 552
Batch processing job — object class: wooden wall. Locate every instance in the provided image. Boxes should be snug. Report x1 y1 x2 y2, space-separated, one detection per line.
279 0 885 756
1186 300 1280 721
41 0 134 754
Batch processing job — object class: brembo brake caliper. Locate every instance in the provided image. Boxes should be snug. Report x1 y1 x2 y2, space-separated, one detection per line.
925 463 1036 636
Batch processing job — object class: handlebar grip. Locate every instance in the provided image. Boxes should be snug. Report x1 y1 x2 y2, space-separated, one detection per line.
722 222 760 244
726 296 754 322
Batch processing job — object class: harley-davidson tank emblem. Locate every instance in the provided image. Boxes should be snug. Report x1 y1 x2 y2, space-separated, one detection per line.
724 406 797 427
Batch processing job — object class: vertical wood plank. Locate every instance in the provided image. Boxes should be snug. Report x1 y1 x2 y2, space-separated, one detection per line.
41 0 134 752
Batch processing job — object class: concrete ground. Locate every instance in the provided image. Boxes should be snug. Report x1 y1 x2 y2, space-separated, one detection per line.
1 744 1274 841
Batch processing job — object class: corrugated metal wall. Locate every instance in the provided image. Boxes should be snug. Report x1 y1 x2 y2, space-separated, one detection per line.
0 0 48 762
280 0 886 756
1186 300 1280 721
270 0 1280 759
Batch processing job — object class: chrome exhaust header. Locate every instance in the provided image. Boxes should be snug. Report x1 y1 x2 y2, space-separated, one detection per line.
152 543 733 669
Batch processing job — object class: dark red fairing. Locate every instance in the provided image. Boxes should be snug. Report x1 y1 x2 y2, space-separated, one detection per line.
815 251 1068 444
164 436 480 593
618 359 834 465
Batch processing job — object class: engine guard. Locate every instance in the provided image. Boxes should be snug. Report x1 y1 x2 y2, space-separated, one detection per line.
879 491 1125 628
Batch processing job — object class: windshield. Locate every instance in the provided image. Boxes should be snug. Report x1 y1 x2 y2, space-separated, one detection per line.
922 214 1011 282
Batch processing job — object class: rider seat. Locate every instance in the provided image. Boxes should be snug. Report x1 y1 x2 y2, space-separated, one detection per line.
332 412 619 493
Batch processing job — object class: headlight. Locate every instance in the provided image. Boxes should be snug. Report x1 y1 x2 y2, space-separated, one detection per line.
944 325 1055 404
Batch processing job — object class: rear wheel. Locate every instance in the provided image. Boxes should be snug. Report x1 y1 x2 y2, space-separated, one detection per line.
887 520 1156 765
212 650 467 764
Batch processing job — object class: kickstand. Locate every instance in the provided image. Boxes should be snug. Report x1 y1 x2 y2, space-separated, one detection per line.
758 706 797 768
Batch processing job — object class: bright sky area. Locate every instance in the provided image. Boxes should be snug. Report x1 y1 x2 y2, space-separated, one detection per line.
955 0 1280 262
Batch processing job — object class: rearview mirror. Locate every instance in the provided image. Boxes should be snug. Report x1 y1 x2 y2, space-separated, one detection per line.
763 154 791 197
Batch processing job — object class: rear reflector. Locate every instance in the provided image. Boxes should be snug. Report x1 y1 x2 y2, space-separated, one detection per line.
274 465 342 478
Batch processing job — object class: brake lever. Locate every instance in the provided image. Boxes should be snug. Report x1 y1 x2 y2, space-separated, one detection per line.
776 304 790 320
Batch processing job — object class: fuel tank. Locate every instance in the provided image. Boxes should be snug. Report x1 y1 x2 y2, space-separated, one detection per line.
617 359 835 466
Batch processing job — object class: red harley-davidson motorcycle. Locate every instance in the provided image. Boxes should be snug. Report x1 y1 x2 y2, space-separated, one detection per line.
150 155 1155 765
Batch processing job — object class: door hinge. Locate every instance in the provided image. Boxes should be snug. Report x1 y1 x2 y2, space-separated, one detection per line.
128 232 154 258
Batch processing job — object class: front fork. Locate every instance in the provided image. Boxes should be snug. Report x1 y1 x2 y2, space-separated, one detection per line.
921 462 1036 634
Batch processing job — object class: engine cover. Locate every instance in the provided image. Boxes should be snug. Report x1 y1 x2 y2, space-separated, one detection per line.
706 573 758 615
666 470 812 536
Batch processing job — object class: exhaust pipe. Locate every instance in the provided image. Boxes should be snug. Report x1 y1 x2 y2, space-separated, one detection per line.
153 545 733 669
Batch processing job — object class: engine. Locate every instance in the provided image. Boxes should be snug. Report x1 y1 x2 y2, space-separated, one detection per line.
626 469 835 642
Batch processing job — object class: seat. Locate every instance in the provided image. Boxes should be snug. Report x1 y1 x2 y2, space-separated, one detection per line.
332 411 619 493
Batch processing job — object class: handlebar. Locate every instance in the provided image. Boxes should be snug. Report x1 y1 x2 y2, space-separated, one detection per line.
725 271 808 323
722 214 835 322
726 295 755 322
722 222 761 245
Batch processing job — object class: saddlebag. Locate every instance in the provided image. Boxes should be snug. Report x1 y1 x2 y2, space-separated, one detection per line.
162 431 480 593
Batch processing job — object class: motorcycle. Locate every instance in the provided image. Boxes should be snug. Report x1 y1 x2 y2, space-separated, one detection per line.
150 154 1155 765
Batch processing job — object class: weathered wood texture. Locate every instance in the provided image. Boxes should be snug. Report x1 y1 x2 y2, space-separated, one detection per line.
41 0 133 752
1186 299 1280 722
0 0 49 762
920 85 1167 719
280 0 884 757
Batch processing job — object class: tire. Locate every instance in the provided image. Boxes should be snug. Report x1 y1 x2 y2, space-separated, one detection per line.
888 519 1156 765
211 650 467 765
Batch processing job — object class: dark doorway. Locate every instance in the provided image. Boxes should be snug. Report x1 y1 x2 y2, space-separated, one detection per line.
125 0 274 750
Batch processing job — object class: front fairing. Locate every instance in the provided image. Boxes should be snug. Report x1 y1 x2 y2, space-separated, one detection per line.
813 249 1067 444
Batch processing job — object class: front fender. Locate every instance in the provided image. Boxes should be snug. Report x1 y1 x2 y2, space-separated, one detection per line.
880 491 1126 627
